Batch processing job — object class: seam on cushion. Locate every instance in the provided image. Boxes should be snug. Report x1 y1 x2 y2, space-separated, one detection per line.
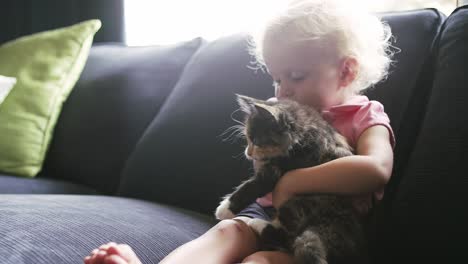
394 8 445 154
389 8 464 185
133 37 208 136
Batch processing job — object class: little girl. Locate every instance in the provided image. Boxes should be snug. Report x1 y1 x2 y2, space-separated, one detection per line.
84 0 395 263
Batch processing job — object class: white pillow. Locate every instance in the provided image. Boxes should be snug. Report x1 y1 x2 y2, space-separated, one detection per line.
0 75 16 105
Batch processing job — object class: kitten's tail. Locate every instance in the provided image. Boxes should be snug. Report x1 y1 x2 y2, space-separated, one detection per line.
293 228 327 264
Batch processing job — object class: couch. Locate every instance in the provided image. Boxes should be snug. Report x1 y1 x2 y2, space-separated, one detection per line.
1 7 467 263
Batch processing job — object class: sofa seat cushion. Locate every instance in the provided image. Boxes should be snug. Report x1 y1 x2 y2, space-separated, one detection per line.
0 195 215 263
0 175 98 194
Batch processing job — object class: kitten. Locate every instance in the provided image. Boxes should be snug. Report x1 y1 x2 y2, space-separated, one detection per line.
215 94 368 264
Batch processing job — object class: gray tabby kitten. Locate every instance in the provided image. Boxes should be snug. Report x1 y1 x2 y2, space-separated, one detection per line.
215 94 368 264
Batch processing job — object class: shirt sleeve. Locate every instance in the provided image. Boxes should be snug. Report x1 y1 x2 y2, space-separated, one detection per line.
353 100 396 149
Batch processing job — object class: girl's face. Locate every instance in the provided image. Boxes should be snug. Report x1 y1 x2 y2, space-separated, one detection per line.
263 39 346 110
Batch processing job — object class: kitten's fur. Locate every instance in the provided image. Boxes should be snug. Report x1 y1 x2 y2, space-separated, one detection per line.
215 94 368 264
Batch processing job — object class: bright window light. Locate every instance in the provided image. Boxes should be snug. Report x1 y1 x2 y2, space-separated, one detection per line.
124 0 457 46
124 0 287 46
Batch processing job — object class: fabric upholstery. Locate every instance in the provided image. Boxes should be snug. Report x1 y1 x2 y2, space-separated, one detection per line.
370 9 445 201
0 195 215 263
0 175 98 194
41 38 205 194
118 34 275 214
375 6 468 263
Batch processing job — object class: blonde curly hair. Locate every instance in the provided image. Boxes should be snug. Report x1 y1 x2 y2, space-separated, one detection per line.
248 0 397 94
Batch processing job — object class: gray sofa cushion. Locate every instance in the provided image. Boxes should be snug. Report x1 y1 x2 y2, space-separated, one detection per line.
0 175 98 194
375 6 468 263
41 38 206 195
0 195 215 263
370 9 445 201
118 34 275 214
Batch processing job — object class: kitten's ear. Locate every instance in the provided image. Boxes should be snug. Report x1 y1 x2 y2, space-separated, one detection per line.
236 94 257 114
235 94 277 119
253 103 280 121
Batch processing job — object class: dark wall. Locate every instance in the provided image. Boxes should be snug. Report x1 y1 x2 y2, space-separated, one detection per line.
0 0 124 44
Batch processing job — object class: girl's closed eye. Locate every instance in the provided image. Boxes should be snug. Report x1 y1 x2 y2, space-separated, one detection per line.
272 72 306 87
289 71 307 82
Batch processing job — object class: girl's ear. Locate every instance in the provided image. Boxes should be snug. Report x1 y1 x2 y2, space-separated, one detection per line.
339 57 358 88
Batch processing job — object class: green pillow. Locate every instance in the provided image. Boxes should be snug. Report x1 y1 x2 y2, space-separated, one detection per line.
0 20 101 177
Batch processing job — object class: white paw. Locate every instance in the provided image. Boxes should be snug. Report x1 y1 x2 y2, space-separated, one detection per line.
215 199 235 220
248 218 270 235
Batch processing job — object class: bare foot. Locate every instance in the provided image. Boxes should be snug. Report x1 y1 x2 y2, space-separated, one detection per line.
84 242 143 264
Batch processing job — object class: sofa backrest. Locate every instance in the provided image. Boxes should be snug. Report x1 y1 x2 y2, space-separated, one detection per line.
118 34 276 212
117 9 446 215
40 38 205 194
373 6 468 262
367 9 445 202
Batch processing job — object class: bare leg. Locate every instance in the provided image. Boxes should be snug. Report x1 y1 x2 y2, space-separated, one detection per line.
84 217 262 264
160 217 259 264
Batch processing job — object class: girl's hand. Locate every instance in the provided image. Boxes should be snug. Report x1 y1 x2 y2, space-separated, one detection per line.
272 171 296 209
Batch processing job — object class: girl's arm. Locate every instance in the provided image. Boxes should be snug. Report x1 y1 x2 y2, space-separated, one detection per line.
272 125 394 208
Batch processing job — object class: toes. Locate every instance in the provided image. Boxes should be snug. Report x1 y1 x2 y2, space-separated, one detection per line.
86 243 120 264
107 244 141 264
87 243 140 264
98 245 109 251
106 245 122 257
86 249 100 264
104 255 128 264
108 244 132 260
99 242 118 251
89 249 107 264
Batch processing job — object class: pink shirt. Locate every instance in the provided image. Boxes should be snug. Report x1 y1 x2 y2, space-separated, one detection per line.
255 95 395 214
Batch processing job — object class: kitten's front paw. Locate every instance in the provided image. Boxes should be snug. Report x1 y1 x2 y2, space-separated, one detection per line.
248 218 269 235
215 199 235 220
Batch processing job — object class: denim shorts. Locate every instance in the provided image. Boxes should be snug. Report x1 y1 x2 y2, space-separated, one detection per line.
236 202 276 221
